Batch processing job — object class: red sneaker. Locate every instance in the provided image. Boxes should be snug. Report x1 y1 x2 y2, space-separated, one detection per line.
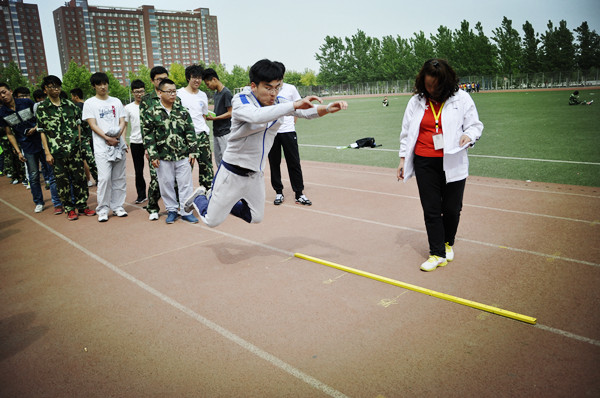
67 210 79 221
78 208 96 216
54 206 64 215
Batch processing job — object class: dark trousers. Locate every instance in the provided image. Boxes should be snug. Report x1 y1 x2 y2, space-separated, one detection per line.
130 143 146 200
414 155 466 257
268 131 304 198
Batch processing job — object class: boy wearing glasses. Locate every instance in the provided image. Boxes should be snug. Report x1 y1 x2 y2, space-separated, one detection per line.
139 66 169 221
37 75 95 220
177 64 213 189
82 72 127 222
125 79 147 204
184 59 348 228
143 79 199 224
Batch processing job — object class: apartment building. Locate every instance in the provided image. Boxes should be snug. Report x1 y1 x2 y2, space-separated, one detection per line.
53 0 220 84
0 0 47 84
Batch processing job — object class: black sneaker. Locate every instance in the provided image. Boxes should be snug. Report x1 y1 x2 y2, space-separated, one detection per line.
135 197 148 204
295 195 312 206
274 194 284 205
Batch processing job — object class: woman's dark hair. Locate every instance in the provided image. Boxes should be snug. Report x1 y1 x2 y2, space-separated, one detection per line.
413 58 458 102
249 59 284 85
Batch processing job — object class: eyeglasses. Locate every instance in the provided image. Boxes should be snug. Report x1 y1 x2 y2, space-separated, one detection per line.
263 85 282 94
132 89 146 94
46 85 62 91
160 90 177 95
190 76 203 81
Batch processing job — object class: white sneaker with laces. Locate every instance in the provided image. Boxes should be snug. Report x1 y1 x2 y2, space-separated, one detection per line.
149 212 159 221
420 255 448 272
445 243 454 262
98 213 109 222
113 208 128 217
34 204 43 213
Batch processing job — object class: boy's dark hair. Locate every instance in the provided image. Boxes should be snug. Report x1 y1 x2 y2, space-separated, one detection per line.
13 86 30 98
273 61 286 76
70 87 84 99
41 75 63 90
158 79 176 90
414 58 458 103
202 68 219 82
185 64 204 82
249 59 284 85
150 66 168 80
90 72 109 87
33 89 46 101
131 79 145 90
0 82 10 90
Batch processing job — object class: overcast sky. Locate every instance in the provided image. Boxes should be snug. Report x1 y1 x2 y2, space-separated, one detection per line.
30 0 600 78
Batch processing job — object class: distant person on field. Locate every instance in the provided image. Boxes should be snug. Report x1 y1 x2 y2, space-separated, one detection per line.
268 61 312 206
184 59 348 228
569 90 593 105
203 68 232 167
382 96 389 107
397 58 483 272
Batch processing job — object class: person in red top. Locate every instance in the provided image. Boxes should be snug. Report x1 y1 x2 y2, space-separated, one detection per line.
398 59 483 272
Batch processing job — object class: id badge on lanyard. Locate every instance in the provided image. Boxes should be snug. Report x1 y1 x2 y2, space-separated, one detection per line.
429 100 445 150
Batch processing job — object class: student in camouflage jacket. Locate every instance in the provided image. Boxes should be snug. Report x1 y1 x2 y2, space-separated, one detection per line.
143 79 199 224
37 76 96 220
139 66 169 219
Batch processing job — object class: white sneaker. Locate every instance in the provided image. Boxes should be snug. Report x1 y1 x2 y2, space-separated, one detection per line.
420 255 448 272
113 208 128 217
148 212 159 221
445 243 454 262
98 213 108 222
184 186 206 213
34 204 43 213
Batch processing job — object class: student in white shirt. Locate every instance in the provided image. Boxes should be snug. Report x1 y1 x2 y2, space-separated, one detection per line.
176 65 213 189
82 72 127 222
124 80 147 204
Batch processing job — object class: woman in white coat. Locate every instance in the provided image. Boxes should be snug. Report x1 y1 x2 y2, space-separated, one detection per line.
397 59 483 271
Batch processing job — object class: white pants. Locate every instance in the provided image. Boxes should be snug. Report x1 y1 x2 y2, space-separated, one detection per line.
202 166 264 228
156 158 194 215
95 152 127 214
213 134 229 167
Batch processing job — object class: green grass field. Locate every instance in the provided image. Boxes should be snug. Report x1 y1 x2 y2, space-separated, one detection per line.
294 89 600 187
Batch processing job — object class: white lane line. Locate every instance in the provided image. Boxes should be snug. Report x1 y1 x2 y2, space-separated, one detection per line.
298 164 600 199
296 181 596 224
0 199 348 398
299 144 600 166
535 324 600 347
281 204 600 268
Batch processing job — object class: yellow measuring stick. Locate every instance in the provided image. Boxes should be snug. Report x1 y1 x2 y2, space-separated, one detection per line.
294 253 537 325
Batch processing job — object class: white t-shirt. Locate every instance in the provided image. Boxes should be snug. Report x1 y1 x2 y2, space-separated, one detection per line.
177 87 209 134
82 96 125 153
124 102 142 144
277 83 301 133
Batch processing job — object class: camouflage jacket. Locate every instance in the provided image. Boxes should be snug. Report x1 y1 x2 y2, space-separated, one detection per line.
74 102 92 140
36 97 82 158
142 99 198 161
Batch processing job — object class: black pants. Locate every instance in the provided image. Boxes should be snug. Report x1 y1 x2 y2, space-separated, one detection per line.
130 143 146 200
414 155 465 257
268 131 304 198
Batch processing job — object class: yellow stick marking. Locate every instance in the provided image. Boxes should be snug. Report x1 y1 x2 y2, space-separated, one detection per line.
294 253 536 325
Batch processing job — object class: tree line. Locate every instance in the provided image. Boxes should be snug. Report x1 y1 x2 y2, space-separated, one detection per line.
1 16 598 98
315 18 600 85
